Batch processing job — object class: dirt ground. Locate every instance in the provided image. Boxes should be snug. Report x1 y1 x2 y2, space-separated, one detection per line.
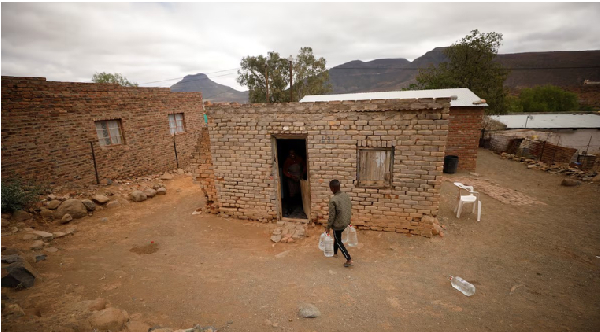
2 149 600 332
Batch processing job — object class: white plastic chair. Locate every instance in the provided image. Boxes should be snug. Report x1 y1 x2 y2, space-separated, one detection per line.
454 184 481 221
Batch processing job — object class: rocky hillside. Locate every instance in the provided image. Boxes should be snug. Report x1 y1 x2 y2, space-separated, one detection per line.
170 73 248 103
329 49 600 94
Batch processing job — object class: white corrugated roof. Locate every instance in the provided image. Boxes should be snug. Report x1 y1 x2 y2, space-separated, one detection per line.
299 88 488 107
490 113 600 129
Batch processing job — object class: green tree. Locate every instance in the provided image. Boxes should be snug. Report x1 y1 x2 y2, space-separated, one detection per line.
412 30 510 114
92 72 138 87
237 47 331 103
517 85 579 112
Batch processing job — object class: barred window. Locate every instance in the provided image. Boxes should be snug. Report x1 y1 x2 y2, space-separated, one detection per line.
169 113 185 135
95 120 123 147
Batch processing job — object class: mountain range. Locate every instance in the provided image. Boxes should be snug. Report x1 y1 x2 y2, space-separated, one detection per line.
171 48 600 103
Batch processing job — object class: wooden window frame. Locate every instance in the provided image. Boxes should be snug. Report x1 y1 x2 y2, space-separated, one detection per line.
356 147 395 188
169 113 186 135
95 119 124 147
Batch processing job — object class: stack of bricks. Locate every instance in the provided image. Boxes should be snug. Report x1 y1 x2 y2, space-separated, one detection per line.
205 99 451 237
445 107 485 171
1 76 203 185
190 127 218 212
529 141 577 164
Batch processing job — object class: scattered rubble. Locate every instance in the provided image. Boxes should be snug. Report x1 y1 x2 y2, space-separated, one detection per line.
92 195 110 204
561 179 581 187
129 190 148 202
1 258 38 288
270 221 307 243
12 210 32 222
500 152 598 183
160 173 174 180
56 199 88 220
61 213 73 224
156 188 167 195
81 199 97 211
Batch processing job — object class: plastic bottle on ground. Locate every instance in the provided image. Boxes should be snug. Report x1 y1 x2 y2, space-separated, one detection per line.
318 232 327 251
323 234 334 257
450 276 476 296
347 225 358 247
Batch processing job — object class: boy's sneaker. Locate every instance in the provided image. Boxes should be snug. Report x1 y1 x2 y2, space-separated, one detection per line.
344 260 353 267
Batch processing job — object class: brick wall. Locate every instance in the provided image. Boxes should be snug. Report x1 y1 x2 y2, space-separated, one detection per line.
191 127 218 212
1 76 203 185
445 107 485 171
529 141 577 164
205 98 451 237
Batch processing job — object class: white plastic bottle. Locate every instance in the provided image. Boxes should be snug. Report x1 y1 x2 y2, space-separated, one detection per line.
323 234 334 257
450 276 476 296
347 225 358 247
318 232 327 251
341 227 349 243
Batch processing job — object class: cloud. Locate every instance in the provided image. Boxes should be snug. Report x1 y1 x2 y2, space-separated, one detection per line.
2 2 599 90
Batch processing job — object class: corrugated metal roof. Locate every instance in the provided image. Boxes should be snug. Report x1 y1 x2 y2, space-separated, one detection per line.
299 88 488 107
490 113 600 129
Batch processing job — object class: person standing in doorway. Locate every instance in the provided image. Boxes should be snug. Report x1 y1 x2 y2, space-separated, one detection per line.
327 179 353 267
283 149 306 215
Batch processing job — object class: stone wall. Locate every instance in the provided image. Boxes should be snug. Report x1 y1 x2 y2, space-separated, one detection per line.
205 98 451 237
1 76 203 185
446 107 485 171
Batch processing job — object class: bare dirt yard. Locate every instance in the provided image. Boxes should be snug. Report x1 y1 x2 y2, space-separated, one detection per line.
2 149 600 332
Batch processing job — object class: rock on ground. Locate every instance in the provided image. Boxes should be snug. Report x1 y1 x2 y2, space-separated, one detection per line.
156 188 167 195
160 173 174 180
1 260 38 288
89 307 129 331
92 195 110 204
270 235 282 243
1 254 23 264
53 232 67 238
107 200 121 208
81 199 96 211
561 179 581 187
30 240 44 250
12 210 32 222
55 199 88 219
144 188 157 198
46 200 61 210
44 247 59 253
130 191 148 202
298 303 321 318
126 320 152 332
40 208 55 220
61 213 73 224
32 230 54 241
2 303 25 318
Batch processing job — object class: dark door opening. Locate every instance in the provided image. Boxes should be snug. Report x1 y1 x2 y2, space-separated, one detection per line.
276 138 308 219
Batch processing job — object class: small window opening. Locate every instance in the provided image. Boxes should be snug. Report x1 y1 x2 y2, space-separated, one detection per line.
95 119 124 147
169 113 186 135
357 148 394 188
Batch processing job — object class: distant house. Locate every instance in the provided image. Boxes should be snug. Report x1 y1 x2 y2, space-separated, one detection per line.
301 88 487 171
489 113 600 154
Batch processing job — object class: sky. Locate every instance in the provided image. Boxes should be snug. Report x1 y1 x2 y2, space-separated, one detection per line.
2 2 600 91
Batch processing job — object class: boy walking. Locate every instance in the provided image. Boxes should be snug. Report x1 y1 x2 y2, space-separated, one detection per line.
326 179 353 267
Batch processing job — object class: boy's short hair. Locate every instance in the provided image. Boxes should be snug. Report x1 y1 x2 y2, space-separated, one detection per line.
329 179 340 188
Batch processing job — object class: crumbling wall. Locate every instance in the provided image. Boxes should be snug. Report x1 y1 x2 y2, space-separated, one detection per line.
206 98 451 237
446 107 485 171
1 76 203 185
191 127 218 212
529 141 578 164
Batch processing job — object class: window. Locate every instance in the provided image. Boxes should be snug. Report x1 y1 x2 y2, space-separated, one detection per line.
357 148 394 188
169 113 185 135
95 120 123 147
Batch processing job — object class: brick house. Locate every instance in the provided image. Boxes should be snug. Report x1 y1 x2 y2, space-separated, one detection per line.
300 88 487 171
198 98 452 236
1 76 204 185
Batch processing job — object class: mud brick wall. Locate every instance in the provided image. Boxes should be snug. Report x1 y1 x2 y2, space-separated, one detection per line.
191 127 218 212
529 141 578 164
206 98 451 237
445 107 485 171
1 76 203 185
489 133 512 153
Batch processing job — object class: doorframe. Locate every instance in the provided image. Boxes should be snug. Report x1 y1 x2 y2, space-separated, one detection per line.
271 134 309 221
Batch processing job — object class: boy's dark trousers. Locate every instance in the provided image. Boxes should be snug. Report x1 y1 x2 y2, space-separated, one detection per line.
332 229 351 260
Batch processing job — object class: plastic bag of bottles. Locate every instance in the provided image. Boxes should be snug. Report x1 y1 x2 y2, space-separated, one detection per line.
323 234 334 257
318 232 327 251
347 225 358 247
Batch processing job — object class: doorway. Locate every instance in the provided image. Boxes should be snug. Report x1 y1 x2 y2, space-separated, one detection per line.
274 138 309 220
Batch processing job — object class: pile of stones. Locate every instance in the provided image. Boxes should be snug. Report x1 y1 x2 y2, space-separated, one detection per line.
500 153 599 182
270 221 307 243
